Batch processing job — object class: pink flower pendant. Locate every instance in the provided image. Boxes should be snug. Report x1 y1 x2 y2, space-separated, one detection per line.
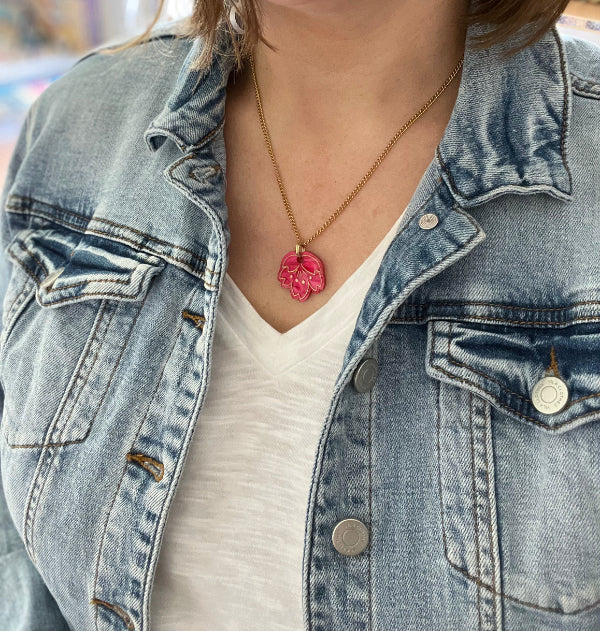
278 249 326 302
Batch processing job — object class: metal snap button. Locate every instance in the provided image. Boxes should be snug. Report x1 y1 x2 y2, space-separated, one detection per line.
332 519 369 556
352 358 378 393
531 376 569 414
40 267 65 291
418 213 439 230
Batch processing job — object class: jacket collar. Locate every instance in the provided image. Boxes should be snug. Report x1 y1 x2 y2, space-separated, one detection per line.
144 18 573 206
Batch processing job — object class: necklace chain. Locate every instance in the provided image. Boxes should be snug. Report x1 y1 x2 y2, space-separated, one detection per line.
249 50 464 249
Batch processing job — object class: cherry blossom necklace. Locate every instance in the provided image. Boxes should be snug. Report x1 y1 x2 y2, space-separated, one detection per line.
249 50 464 302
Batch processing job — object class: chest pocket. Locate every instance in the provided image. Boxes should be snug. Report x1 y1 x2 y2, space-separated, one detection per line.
426 319 600 616
0 226 166 448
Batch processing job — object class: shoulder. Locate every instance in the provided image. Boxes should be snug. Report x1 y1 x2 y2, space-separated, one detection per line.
559 28 600 100
26 18 197 141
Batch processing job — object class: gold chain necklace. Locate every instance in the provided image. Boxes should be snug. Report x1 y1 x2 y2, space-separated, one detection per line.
249 50 464 302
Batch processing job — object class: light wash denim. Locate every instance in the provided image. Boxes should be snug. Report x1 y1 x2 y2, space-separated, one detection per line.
1 13 600 631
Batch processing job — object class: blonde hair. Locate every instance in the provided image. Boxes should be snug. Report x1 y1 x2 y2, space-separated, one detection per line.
106 0 571 70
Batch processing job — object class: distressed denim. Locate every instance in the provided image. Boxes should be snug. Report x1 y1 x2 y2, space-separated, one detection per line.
1 14 600 631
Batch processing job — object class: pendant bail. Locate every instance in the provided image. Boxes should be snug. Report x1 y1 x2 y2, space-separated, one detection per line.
295 243 305 260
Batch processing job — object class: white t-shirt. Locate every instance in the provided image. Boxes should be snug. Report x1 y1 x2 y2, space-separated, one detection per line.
150 209 405 630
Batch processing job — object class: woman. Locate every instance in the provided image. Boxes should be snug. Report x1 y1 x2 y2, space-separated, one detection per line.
1 0 600 629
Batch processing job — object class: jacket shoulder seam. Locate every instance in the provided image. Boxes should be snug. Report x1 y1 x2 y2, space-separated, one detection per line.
73 31 186 67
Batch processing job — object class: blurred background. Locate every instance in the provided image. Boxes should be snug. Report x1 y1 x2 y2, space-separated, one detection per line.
0 0 192 187
0 0 599 189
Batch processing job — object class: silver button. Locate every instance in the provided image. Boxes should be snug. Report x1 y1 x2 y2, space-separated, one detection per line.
531 376 569 414
40 267 65 291
352 358 378 393
332 519 369 556
419 213 439 230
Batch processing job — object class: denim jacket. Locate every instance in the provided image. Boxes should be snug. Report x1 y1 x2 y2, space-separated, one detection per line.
1 15 600 631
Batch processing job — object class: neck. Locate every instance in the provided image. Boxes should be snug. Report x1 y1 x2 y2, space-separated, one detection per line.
243 0 471 138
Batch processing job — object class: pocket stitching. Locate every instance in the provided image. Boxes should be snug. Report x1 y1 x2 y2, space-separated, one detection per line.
435 379 600 615
5 299 116 449
21 242 49 276
469 392 485 627
23 289 152 561
7 229 165 305
430 321 600 431
1 273 35 350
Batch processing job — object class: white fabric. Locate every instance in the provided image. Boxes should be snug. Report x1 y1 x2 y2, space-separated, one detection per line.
150 209 405 630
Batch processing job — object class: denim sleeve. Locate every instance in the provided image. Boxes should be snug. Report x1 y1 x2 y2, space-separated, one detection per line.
0 108 71 631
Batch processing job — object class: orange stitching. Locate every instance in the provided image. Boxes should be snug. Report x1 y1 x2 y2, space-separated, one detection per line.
181 310 205 330
46 289 148 306
6 196 219 278
444 323 600 409
149 113 225 153
547 345 561 378
189 164 222 181
126 453 164 482
23 302 117 556
393 313 600 326
6 210 217 282
186 115 226 151
445 557 600 615
46 276 132 291
434 344 600 615
8 195 213 270
468 393 483 628
91 312 188 629
7 250 43 285
430 322 600 430
551 25 573 190
90 598 134 630
167 150 198 174
482 401 498 625
6 250 144 305
396 299 600 313
21 243 49 276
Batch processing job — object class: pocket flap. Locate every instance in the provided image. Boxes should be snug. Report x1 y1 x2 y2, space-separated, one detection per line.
6 227 166 307
426 319 600 432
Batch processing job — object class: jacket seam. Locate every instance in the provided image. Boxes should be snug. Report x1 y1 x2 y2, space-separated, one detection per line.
551 26 573 193
91 312 187 629
469 393 484 629
396 300 600 312
429 321 600 431
391 313 600 326
7 251 162 307
7 195 215 271
445 322 598 408
434 342 600 615
6 196 219 285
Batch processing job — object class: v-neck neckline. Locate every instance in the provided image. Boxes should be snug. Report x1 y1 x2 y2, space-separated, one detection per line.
216 209 406 377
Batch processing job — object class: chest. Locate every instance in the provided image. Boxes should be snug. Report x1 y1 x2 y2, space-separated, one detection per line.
222 114 446 332
4 143 600 631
